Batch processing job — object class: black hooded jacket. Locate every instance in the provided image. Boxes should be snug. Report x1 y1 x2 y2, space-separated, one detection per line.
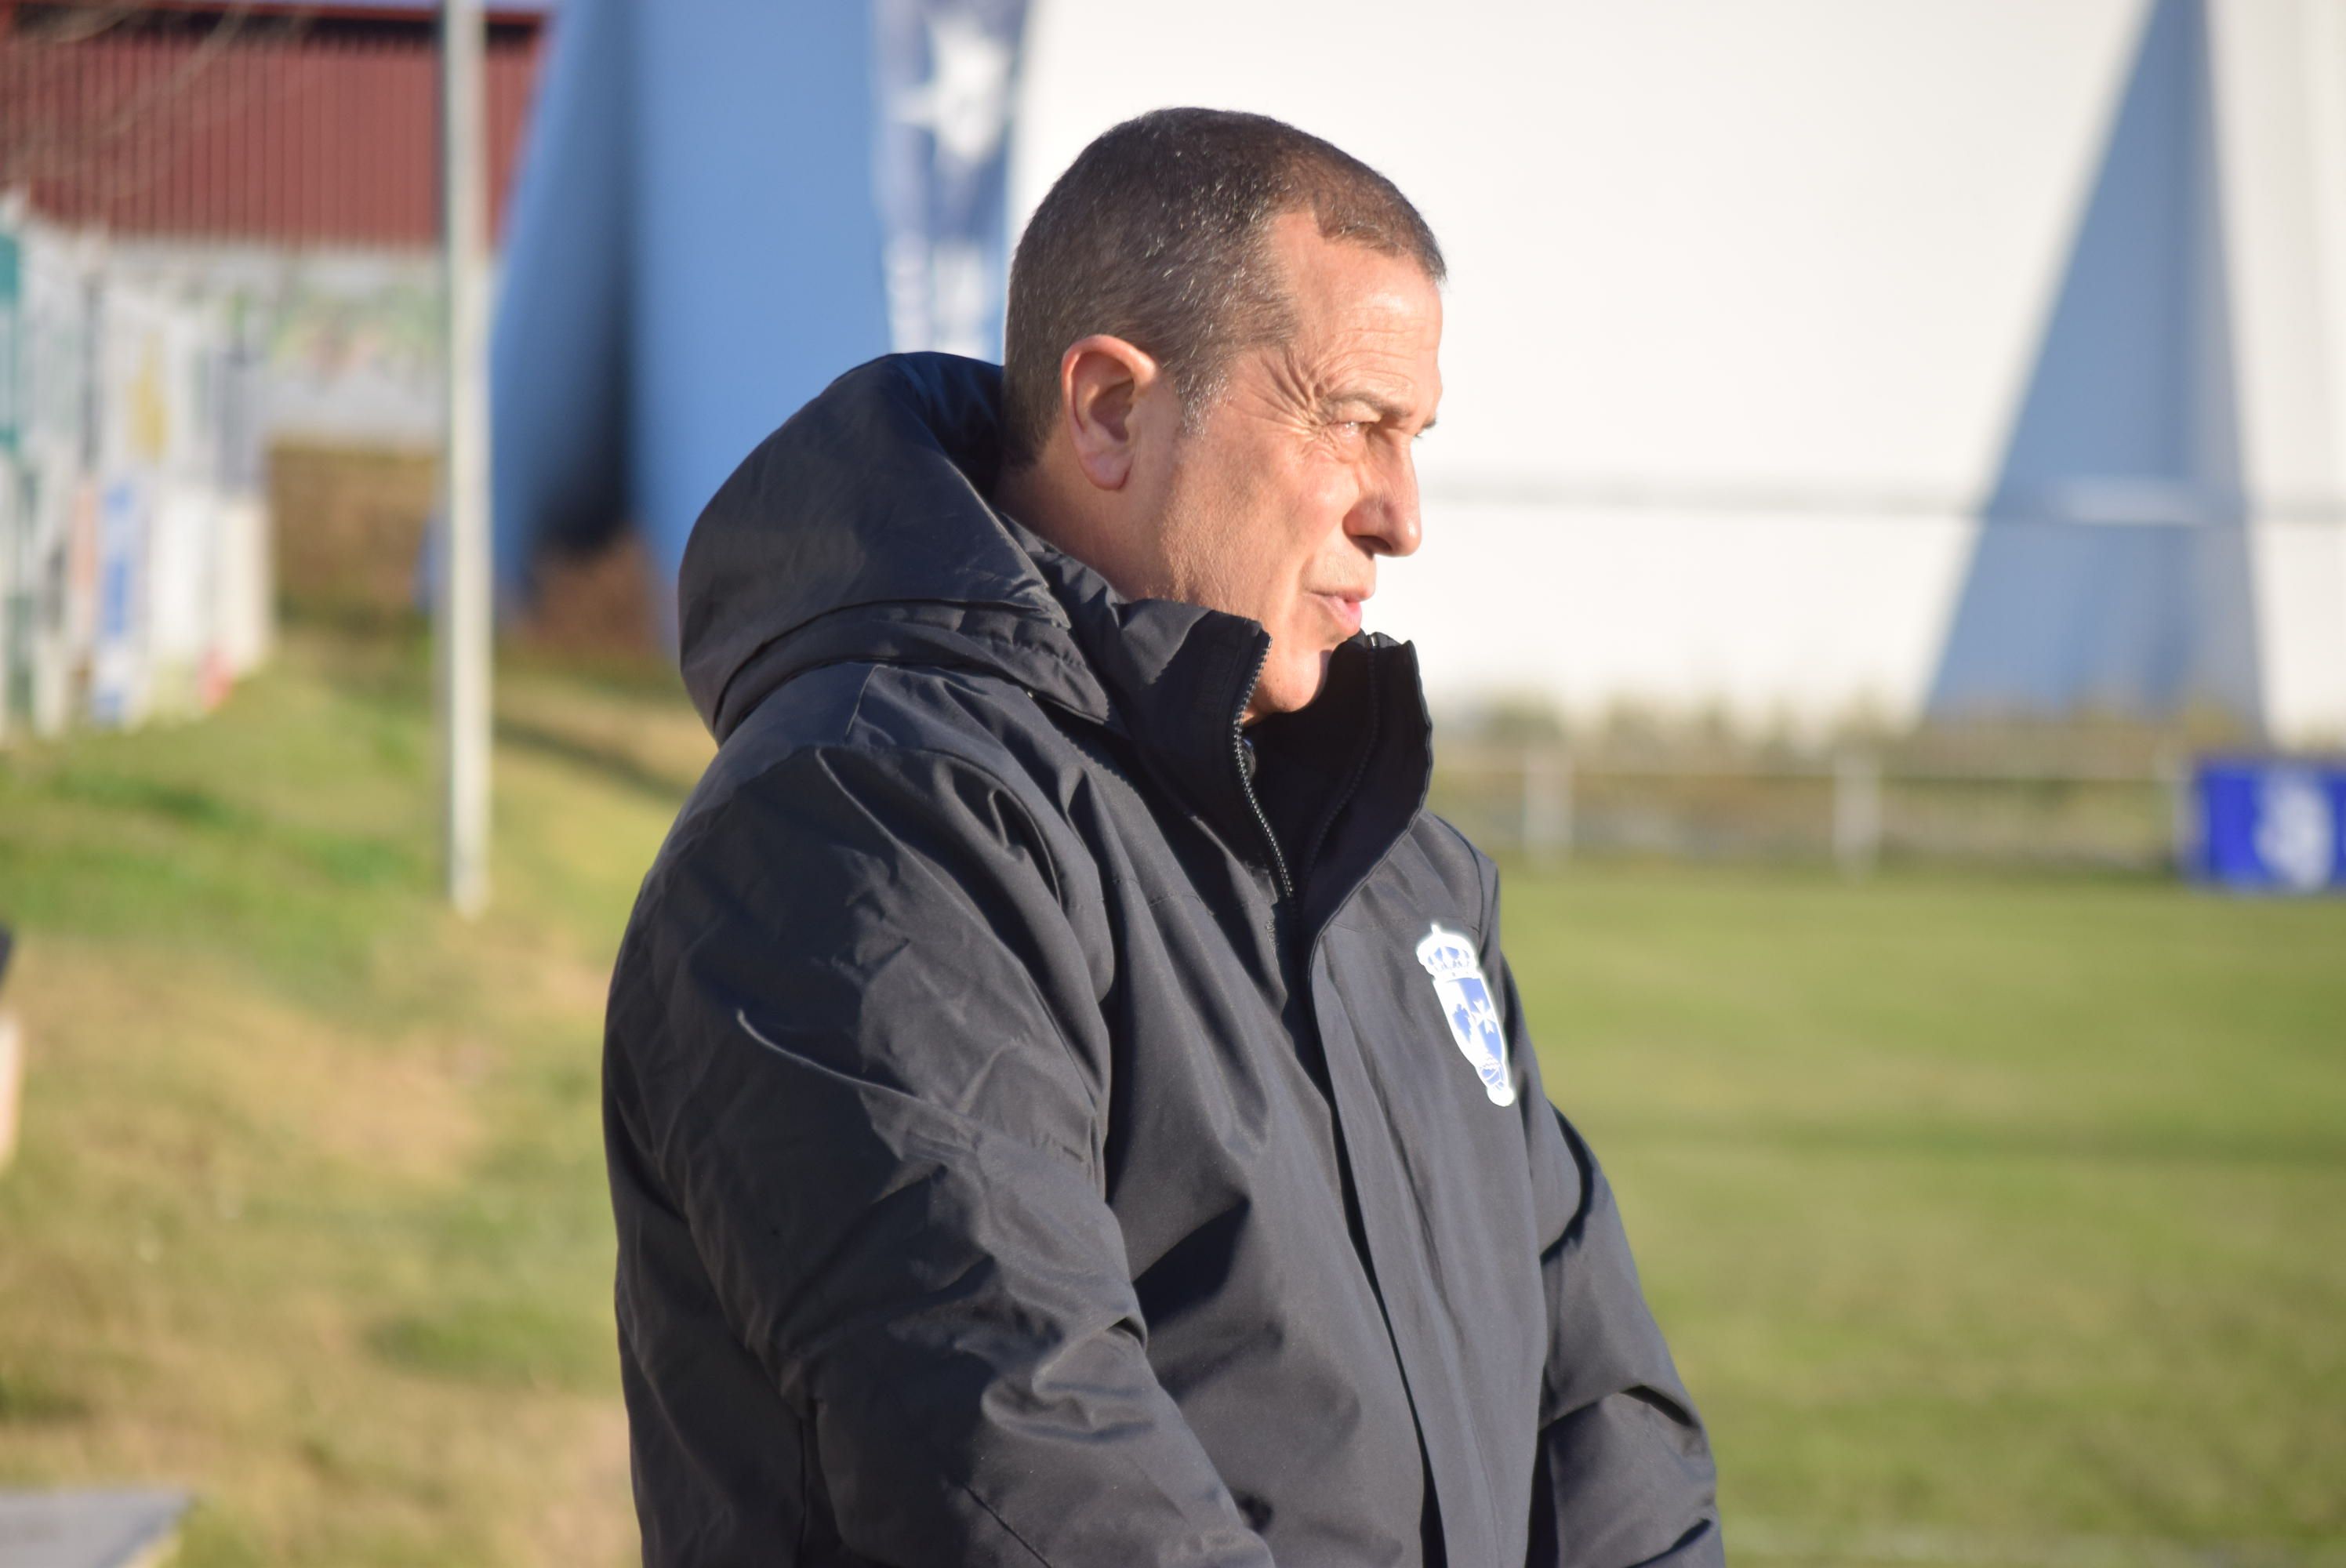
603 354 1721 1567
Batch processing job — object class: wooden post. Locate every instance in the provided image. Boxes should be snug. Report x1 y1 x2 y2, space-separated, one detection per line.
1522 748 1572 862
1833 751 1882 877
2161 749 2198 875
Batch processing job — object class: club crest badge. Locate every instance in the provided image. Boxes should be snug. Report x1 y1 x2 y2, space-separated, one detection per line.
1414 924 1516 1106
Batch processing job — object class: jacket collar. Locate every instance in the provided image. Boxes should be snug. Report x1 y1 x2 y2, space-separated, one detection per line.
998 515 1287 885
1008 517 1433 916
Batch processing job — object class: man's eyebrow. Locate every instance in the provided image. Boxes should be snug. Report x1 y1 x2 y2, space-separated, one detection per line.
1323 390 1435 431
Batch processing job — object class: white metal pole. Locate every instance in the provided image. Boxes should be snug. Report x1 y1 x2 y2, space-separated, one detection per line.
438 0 492 916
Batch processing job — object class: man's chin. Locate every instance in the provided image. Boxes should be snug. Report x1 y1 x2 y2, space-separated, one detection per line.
1243 649 1335 724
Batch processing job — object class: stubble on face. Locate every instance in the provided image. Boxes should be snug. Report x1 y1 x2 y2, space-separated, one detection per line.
1149 213 1444 720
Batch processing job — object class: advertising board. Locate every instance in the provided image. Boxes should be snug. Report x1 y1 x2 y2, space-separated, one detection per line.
2195 760 2346 893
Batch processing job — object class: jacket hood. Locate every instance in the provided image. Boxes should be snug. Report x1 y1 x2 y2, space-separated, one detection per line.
678 354 1112 741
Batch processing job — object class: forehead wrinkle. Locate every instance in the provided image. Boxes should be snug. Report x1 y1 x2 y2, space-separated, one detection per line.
1311 346 1436 425
1242 270 1440 426
1235 333 1322 420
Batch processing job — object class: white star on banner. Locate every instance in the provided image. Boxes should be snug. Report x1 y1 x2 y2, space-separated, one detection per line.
893 13 1014 169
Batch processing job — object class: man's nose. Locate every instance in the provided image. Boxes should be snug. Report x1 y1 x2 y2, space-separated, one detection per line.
1349 448 1423 558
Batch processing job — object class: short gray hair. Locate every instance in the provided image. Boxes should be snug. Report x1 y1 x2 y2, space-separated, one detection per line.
1000 108 1445 470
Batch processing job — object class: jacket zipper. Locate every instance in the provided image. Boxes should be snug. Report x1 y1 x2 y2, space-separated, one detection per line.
1232 641 1295 902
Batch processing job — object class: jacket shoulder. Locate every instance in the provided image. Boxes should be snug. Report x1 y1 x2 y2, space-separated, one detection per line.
650 661 1096 912
1411 809 1498 891
674 658 1047 814
1422 809 1509 944
705 658 1040 783
1338 808 1500 952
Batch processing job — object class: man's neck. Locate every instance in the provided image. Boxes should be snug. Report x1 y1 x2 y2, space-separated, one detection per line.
991 459 1135 601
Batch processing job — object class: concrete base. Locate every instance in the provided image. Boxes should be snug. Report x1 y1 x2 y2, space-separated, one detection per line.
0 1490 188 1568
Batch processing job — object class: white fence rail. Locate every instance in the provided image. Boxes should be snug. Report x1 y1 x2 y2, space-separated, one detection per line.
1433 746 2194 873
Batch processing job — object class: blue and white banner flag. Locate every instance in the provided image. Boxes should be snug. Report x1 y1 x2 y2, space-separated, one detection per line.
873 0 1030 360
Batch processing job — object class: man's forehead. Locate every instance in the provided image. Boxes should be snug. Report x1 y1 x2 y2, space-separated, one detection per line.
1265 211 1438 313
1258 212 1443 408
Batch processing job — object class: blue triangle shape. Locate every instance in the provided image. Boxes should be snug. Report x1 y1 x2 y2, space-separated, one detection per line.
1927 0 2261 725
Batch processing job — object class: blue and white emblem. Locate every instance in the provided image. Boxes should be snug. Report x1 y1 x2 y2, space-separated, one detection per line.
1415 924 1516 1107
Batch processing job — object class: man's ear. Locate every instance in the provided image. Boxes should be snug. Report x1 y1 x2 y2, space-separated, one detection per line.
1059 335 1161 492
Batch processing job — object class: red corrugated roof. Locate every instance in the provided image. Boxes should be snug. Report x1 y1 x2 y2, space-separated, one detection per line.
1 2 545 246
9 3 550 32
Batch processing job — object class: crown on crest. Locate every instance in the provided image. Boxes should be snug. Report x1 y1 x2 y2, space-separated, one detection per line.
1414 924 1480 982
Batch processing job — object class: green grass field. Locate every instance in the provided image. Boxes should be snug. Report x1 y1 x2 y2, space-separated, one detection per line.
1 629 2340 1566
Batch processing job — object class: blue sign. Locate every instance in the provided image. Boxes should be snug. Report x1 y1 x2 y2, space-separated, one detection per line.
2194 760 2346 893
873 0 1030 358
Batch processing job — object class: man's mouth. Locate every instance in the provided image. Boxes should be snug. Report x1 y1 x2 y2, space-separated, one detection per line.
1311 591 1367 637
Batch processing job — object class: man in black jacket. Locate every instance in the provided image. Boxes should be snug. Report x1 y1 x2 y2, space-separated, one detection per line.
605 108 1720 1566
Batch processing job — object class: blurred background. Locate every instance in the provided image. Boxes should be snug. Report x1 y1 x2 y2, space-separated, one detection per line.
0 1 2341 1564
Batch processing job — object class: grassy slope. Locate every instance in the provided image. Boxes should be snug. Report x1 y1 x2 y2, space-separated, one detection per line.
0 630 2340 1565
0 630 707 1566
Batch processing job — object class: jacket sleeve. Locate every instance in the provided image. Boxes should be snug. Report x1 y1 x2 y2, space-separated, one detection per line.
1484 895 1724 1568
613 741 1274 1568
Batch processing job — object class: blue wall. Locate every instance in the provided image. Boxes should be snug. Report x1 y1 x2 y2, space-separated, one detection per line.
492 0 893 644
